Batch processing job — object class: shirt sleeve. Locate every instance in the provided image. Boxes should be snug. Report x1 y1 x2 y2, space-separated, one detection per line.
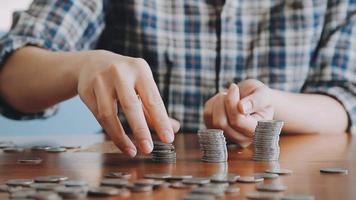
302 0 356 134
0 0 106 120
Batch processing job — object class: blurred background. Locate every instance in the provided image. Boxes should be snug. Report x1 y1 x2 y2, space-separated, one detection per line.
0 0 101 136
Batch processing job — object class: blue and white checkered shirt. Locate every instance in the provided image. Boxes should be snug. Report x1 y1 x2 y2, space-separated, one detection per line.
0 0 355 133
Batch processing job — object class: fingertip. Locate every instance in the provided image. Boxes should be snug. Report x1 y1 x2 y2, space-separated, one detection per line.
238 99 252 114
164 130 175 143
139 139 153 154
124 147 137 158
170 118 181 133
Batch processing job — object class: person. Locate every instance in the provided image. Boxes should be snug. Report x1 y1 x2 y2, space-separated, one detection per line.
0 1 354 157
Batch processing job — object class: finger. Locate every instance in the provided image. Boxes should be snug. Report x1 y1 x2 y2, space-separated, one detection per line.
142 104 180 133
203 95 217 129
136 72 174 143
211 94 251 146
223 125 252 148
79 88 97 115
212 93 229 130
93 79 137 157
224 83 240 128
238 87 270 114
116 82 153 154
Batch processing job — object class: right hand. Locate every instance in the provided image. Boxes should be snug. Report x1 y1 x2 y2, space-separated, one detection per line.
76 50 180 157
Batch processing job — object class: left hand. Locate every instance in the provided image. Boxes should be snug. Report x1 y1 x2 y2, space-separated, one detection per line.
203 79 274 147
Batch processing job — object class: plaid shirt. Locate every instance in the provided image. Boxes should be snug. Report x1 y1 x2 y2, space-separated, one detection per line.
0 0 355 134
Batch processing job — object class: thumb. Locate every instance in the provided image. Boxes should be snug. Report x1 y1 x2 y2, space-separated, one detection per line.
238 87 271 114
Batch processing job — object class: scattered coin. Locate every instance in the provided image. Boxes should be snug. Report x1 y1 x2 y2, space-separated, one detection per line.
254 172 279 179
182 178 210 185
18 157 43 164
105 172 132 179
198 129 228 163
45 147 67 153
0 141 15 149
63 180 88 187
101 179 129 188
0 184 22 193
54 186 87 198
126 183 153 192
170 182 197 189
60 145 81 149
191 186 225 197
210 173 240 183
6 179 34 187
88 186 121 196
246 191 283 200
144 173 171 180
35 175 68 183
224 186 240 194
30 183 62 191
256 183 288 192
28 191 62 200
236 176 264 183
320 167 348 174
3 147 24 153
31 145 52 151
166 175 193 181
252 120 284 161
265 169 293 175
183 193 216 200
281 194 315 200
10 190 36 199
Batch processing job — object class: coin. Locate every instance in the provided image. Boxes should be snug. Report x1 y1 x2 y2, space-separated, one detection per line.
18 157 43 164
45 147 67 153
281 194 315 200
256 183 288 192
265 169 293 175
6 179 34 187
236 176 264 183
320 167 348 174
88 186 121 196
246 191 283 199
105 172 132 179
197 129 228 163
35 175 68 183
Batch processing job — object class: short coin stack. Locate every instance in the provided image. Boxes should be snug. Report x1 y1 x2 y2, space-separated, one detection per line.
151 141 176 163
252 120 284 161
198 129 228 163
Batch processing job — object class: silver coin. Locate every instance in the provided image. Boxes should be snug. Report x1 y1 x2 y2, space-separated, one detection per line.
6 179 34 187
31 145 52 151
0 141 15 149
54 186 87 198
320 167 348 174
30 183 62 191
265 169 293 175
224 186 240 194
59 145 81 149
45 147 67 153
182 178 210 185
88 186 120 196
281 194 315 200
211 173 240 183
191 186 225 197
101 179 129 188
126 184 153 192
170 182 197 189
63 180 88 187
105 172 132 179
144 173 171 179
29 191 62 200
35 175 68 183
254 173 279 179
236 176 264 183
256 183 288 192
0 184 22 193
3 147 24 153
18 157 43 164
10 190 36 199
165 175 193 181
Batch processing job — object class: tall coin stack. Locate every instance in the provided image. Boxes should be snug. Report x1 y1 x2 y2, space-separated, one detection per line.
151 141 176 163
198 129 228 163
252 120 284 161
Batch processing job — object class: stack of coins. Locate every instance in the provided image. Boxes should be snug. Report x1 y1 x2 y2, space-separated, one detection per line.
252 120 284 161
151 141 176 163
197 129 228 163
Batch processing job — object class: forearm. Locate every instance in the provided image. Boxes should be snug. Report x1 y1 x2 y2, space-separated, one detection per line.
0 46 84 113
271 89 349 134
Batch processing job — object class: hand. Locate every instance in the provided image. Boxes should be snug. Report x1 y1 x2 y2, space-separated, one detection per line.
77 50 180 157
203 79 274 147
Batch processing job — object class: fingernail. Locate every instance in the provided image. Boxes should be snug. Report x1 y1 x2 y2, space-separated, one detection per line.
164 130 174 143
242 101 252 114
140 139 153 153
125 147 137 158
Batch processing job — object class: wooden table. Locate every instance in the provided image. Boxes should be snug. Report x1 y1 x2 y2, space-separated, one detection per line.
0 133 355 199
